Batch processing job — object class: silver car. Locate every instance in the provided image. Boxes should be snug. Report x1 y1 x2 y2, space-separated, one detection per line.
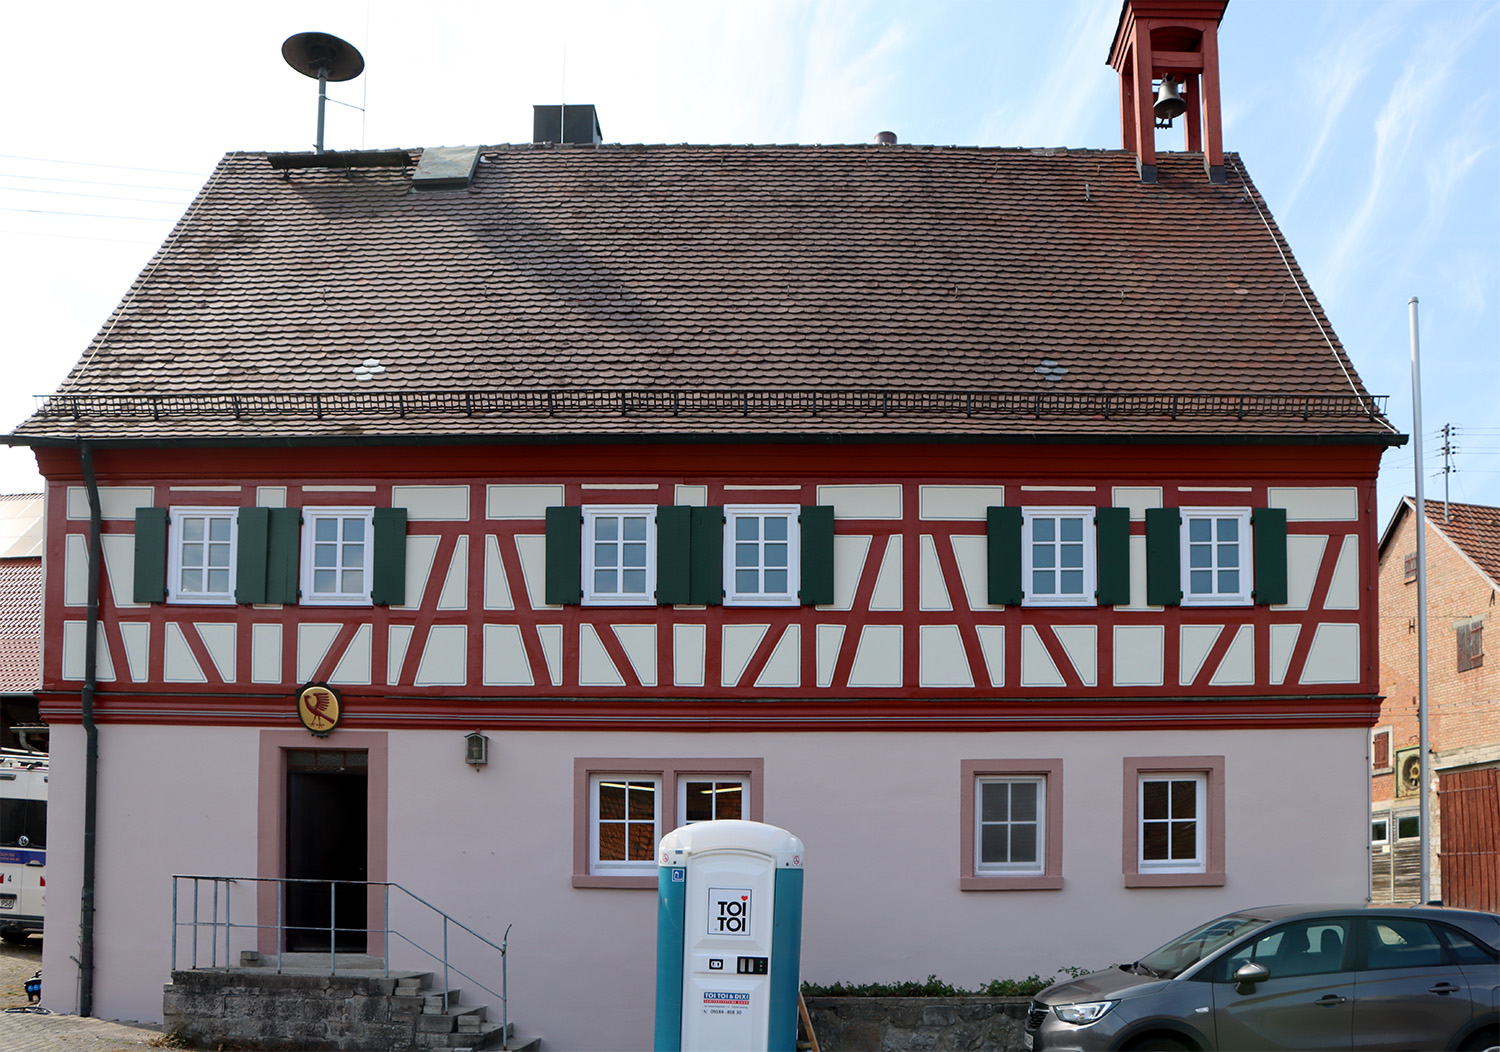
1025 904 1500 1051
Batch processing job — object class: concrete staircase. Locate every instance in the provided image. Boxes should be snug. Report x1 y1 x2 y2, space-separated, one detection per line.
163 952 539 1051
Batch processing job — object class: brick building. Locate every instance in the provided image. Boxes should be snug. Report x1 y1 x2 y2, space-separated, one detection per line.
1373 498 1499 909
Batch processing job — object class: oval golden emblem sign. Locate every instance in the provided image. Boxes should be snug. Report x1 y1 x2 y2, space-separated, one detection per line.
297 684 341 736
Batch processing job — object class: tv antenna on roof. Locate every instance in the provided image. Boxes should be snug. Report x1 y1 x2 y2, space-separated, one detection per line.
282 32 365 153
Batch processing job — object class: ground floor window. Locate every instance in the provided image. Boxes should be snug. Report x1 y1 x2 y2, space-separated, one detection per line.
960 759 1063 891
1123 756 1225 887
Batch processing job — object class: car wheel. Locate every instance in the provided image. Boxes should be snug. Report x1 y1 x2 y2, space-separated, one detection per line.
0 929 32 945
1124 1038 1191 1052
1457 1027 1498 1052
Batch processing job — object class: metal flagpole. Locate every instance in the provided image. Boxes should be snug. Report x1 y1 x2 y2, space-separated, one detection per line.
1409 296 1432 904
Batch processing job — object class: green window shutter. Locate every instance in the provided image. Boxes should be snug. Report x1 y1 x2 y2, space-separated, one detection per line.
1252 507 1288 606
689 506 724 606
235 507 270 604
132 507 168 604
1145 507 1182 607
263 508 302 604
986 506 1023 605
798 505 835 606
545 506 583 606
1094 507 1131 606
655 505 693 605
371 507 409 606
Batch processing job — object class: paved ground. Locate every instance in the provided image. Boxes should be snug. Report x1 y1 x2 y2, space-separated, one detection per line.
0 936 165 1050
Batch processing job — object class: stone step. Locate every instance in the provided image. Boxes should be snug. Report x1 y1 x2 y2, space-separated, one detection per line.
238 949 394 972
422 988 463 1013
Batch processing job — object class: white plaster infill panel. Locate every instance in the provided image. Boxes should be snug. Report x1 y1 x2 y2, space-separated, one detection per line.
1020 626 1063 688
1209 625 1255 686
1270 624 1301 686
164 623 206 683
1301 623 1361 684
976 625 1004 686
870 536 903 611
675 485 709 507
387 625 413 685
251 624 282 684
256 486 288 508
1179 625 1222 686
67 485 153 520
297 624 341 684
722 625 768 687
816 625 845 688
822 535 871 612
919 625 973 688
1324 535 1360 610
919 535 951 611
1113 625 1163 686
119 622 150 682
816 485 902 520
329 624 372 685
756 626 801 688
437 536 470 610
482 625 534 686
579 625 625 687
415 625 468 687
61 621 114 681
674 624 706 687
918 485 1004 520
613 625 658 687
1267 487 1359 522
1053 625 1097 687
483 535 514 610
1112 487 1163 521
197 623 237 682
514 535 558 609
537 625 563 686
487 485 565 520
396 535 441 611
1276 535 1328 612
848 625 902 687
391 485 470 520
100 533 146 609
949 535 999 611
64 534 88 606
1118 535 1162 611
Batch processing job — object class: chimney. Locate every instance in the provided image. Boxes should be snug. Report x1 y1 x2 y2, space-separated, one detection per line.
1107 0 1228 184
532 104 603 145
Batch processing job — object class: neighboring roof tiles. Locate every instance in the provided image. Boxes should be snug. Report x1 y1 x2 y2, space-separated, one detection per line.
1427 500 1500 589
0 560 41 694
13 144 1396 444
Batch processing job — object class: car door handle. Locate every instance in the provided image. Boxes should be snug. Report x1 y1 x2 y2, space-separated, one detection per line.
1429 983 1461 995
1314 995 1347 1007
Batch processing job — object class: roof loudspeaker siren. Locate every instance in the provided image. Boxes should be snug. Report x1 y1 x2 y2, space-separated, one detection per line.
281 32 365 153
1153 78 1186 125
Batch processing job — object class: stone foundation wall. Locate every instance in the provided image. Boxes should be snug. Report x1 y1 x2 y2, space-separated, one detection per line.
804 996 1032 1052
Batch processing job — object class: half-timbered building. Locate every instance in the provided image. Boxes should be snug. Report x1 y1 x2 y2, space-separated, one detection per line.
7 2 1405 1047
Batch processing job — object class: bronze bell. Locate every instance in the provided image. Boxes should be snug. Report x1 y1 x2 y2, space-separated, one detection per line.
1153 77 1186 121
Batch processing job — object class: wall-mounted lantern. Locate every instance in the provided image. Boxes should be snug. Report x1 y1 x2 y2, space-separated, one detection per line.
464 731 490 770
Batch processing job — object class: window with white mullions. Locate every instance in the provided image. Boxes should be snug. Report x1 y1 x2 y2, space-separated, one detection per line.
1022 508 1094 605
679 778 746 824
724 505 799 605
584 507 654 605
591 776 660 872
1181 508 1252 605
301 507 375 604
1139 774 1205 872
169 508 237 604
976 777 1045 874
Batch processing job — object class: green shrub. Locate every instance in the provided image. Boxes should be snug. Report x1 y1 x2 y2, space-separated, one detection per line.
802 967 1086 998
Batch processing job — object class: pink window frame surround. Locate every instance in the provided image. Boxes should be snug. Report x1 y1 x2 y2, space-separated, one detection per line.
1122 755 1225 888
573 757 764 889
960 759 1064 891
256 730 389 954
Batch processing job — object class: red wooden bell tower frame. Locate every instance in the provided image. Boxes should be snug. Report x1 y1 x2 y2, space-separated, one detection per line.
1108 0 1229 184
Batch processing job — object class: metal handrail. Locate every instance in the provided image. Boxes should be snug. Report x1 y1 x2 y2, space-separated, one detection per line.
170 874 510 1049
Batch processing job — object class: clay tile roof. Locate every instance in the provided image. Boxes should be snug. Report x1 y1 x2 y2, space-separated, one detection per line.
1426 500 1500 588
10 144 1398 446
0 560 41 695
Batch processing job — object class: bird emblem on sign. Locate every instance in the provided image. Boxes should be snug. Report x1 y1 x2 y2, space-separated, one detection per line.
297 684 341 737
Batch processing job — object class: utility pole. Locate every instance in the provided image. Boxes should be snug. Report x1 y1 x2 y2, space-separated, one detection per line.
1438 424 1456 522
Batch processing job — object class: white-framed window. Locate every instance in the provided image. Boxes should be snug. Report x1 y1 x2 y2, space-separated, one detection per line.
724 505 799 606
1022 507 1094 606
301 507 374 605
1138 772 1207 873
1180 508 1252 605
1395 813 1421 841
589 774 661 876
678 776 748 824
975 776 1046 875
1371 815 1390 845
583 505 656 606
168 507 238 605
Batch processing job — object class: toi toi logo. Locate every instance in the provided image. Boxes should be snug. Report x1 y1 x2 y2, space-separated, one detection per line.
709 888 752 936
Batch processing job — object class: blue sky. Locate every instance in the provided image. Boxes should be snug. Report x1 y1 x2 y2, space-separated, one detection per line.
3 0 1497 526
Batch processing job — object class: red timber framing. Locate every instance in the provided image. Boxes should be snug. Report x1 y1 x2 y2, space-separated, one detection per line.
34 441 1383 732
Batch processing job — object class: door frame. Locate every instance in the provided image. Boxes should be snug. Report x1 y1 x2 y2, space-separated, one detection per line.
257 729 388 955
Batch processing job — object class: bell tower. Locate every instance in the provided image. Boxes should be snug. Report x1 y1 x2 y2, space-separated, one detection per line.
1108 0 1229 184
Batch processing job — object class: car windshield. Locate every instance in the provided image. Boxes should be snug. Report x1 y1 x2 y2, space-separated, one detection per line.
1135 913 1271 979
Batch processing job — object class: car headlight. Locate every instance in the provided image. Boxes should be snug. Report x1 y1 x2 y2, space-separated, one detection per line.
1053 1000 1118 1025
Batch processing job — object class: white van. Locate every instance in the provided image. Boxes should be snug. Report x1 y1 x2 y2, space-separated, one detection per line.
0 749 46 942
